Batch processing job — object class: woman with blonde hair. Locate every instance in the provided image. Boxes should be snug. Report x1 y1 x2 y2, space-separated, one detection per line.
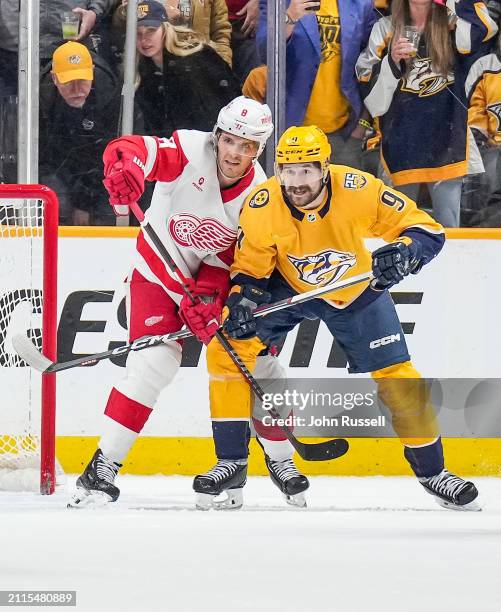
356 0 497 227
132 0 241 136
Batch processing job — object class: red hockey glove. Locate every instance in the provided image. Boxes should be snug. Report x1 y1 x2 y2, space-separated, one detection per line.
103 142 146 215
179 280 227 345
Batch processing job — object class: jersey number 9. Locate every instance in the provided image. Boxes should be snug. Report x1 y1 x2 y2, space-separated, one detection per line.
381 190 406 212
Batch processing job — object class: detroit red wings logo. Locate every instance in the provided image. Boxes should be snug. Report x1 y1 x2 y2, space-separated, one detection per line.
168 213 236 253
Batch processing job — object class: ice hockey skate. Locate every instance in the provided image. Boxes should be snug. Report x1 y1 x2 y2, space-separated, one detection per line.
193 460 247 510
265 455 309 508
419 469 480 511
67 449 122 509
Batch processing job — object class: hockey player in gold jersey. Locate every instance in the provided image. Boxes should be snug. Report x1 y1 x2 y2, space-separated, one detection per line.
194 125 480 511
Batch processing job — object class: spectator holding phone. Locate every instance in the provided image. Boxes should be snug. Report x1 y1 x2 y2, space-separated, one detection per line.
357 0 498 227
256 0 376 168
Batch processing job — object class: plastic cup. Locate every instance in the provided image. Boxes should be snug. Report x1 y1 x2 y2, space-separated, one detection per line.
404 26 421 57
62 12 80 39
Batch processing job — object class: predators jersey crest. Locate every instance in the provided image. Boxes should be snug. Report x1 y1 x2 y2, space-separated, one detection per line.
287 249 356 286
401 58 454 97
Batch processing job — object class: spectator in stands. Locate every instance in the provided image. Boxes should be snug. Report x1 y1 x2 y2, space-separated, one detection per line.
43 1 116 61
113 0 232 65
463 29 501 224
226 0 260 84
0 1 115 91
256 0 376 168
132 0 241 136
39 41 121 225
356 0 498 227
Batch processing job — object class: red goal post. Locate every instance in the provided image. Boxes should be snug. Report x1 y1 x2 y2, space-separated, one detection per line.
0 185 58 494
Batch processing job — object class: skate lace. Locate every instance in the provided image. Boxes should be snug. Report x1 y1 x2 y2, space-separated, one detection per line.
270 459 300 482
96 454 119 484
204 460 239 483
426 470 466 499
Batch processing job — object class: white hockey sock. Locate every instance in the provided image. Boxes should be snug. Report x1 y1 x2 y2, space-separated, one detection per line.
258 437 294 462
99 416 139 465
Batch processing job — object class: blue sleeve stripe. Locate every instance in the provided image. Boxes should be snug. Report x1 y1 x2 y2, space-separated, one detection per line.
401 228 445 265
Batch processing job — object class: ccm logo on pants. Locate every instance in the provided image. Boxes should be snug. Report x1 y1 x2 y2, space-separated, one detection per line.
369 333 401 349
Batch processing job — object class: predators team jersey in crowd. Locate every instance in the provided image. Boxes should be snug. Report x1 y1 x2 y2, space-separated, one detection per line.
303 0 350 133
356 1 497 185
466 51 501 146
231 164 444 307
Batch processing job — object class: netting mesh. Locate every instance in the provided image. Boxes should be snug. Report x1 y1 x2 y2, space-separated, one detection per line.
0 198 47 490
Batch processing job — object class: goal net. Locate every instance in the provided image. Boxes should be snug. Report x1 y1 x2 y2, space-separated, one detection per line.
0 185 58 493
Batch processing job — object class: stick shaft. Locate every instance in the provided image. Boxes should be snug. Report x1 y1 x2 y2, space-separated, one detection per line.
132 206 349 461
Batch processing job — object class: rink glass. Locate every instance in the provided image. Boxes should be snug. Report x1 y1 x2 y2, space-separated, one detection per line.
61 12 80 39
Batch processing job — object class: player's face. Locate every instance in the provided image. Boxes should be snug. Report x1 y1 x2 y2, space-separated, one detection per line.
216 132 259 180
53 76 92 108
279 163 324 207
136 25 165 59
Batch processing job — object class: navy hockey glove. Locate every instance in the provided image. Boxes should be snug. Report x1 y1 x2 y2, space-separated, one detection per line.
372 239 422 290
223 285 271 340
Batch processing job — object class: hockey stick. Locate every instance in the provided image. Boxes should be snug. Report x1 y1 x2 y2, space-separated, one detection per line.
11 328 193 374
12 269 371 375
129 202 352 461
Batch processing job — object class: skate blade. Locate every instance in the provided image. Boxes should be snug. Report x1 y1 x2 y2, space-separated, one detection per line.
433 497 482 512
285 492 307 508
195 488 243 511
67 488 114 509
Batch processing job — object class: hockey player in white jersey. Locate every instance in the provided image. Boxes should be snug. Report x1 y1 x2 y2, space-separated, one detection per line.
68 96 308 508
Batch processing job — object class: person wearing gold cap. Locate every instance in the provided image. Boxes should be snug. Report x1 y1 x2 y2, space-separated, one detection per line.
39 41 121 224
50 41 95 107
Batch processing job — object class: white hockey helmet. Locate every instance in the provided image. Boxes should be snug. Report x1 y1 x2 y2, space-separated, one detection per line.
213 96 274 157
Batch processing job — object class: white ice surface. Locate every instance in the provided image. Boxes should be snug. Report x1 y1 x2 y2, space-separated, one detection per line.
1 476 500 612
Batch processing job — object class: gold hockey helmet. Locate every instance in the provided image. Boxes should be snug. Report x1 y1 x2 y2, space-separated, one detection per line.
275 126 331 188
276 125 331 166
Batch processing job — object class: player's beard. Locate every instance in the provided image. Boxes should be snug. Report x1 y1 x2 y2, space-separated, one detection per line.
285 182 324 208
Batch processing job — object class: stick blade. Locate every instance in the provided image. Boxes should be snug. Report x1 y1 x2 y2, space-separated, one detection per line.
11 334 54 373
298 438 349 462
